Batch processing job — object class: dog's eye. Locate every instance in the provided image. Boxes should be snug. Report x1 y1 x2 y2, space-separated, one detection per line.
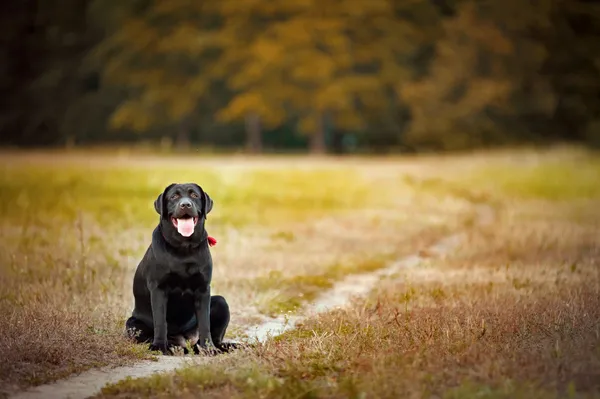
190 192 199 199
170 194 180 200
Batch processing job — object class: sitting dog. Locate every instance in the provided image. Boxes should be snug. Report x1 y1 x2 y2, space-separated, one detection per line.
125 183 233 355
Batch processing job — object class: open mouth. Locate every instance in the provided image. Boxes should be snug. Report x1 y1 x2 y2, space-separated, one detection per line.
171 215 199 237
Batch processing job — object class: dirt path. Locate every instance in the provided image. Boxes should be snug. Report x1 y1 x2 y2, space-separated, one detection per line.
243 234 466 343
9 358 205 399
9 205 493 399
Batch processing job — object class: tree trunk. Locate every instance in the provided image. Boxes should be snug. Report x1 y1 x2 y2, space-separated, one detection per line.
175 117 191 151
309 112 327 154
331 130 344 155
245 112 263 154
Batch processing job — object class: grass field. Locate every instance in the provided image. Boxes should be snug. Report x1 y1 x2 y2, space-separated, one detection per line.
1 146 599 397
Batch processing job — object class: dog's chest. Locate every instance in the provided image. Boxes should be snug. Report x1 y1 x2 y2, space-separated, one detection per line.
158 263 207 295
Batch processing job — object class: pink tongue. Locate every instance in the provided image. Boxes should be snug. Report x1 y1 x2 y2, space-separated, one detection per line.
177 218 195 237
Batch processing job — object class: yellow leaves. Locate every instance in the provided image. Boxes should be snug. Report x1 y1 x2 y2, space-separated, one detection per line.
110 101 153 132
153 1 207 16
446 3 513 55
165 93 196 121
341 0 391 16
127 69 167 89
251 38 284 66
116 18 161 53
342 75 383 93
303 18 345 39
462 78 512 109
313 76 382 111
400 80 432 106
290 53 337 83
400 0 522 137
335 109 365 130
399 2 522 148
187 76 209 96
156 25 219 55
297 114 320 135
267 18 314 47
402 77 514 133
228 63 269 90
314 84 350 110
472 25 513 56
217 3 412 133
218 0 311 15
110 85 198 131
97 0 442 136
217 92 286 128
218 92 267 120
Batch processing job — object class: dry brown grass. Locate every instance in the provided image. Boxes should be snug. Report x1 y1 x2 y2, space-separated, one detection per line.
95 148 600 398
0 222 152 390
0 151 478 391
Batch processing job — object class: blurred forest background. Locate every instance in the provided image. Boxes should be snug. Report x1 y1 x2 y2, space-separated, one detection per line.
1 0 599 154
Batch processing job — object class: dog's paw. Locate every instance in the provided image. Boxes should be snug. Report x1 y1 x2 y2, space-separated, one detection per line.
149 342 174 356
193 342 221 356
217 342 247 353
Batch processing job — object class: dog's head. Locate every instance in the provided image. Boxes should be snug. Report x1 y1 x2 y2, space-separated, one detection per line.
153 183 213 240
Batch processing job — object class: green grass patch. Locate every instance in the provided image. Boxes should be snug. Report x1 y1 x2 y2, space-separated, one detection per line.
402 175 495 205
403 151 600 203
98 361 311 399
468 158 600 201
253 255 394 316
465 156 599 202
0 164 385 229
443 380 566 399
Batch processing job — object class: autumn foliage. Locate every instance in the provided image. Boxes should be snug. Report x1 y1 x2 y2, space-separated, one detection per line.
2 0 600 152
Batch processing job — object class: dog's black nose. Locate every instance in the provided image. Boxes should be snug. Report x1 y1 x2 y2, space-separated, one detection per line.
179 200 192 209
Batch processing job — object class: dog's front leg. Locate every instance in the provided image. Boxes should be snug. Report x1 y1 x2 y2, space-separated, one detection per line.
148 286 173 355
193 286 217 355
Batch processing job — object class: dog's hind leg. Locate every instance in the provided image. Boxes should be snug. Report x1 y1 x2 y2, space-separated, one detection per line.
209 295 230 346
184 296 242 354
125 316 153 344
168 334 189 354
209 295 246 352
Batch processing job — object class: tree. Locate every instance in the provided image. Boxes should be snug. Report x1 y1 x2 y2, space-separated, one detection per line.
541 0 600 146
0 0 97 146
215 0 440 154
90 1 225 149
205 1 295 153
400 0 556 150
84 0 599 152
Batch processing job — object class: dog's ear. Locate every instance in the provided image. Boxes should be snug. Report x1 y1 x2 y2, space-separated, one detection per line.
154 183 177 216
194 184 213 219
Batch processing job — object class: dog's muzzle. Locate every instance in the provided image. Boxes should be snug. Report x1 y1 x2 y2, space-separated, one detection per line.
171 200 199 237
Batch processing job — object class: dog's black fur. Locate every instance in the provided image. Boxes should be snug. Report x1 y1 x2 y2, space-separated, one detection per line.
125 183 233 355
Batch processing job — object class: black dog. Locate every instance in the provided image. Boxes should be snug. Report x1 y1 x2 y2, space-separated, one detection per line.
125 183 233 355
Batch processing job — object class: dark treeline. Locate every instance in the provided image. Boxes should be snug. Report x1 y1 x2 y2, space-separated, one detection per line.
1 0 599 153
